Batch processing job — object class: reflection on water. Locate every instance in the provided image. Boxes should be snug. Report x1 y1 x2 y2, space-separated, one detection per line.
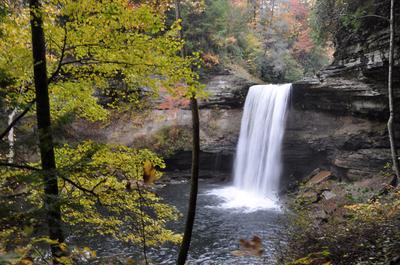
79 180 285 264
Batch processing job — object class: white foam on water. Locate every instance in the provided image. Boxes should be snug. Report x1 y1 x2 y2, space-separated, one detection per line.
207 186 281 213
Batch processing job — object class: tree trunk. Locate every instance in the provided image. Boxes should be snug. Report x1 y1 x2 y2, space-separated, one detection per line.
175 0 185 58
388 0 399 187
29 0 66 262
247 0 258 27
7 108 18 163
174 2 200 264
177 97 200 265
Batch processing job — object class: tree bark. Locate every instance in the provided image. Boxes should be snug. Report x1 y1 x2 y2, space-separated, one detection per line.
6 108 17 163
177 97 200 265
175 0 185 58
174 2 200 264
388 0 399 187
29 0 66 262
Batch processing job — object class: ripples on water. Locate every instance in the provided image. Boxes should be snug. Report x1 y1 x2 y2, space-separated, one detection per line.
78 181 285 264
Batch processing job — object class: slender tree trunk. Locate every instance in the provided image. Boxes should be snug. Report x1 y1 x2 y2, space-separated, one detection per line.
388 0 399 187
247 0 258 27
136 183 149 265
29 0 66 262
7 108 18 163
175 1 200 264
177 98 200 265
269 0 276 28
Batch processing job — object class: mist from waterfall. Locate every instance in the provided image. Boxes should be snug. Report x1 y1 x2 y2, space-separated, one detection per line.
208 84 291 211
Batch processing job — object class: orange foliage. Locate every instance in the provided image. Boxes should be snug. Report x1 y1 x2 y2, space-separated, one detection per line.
290 0 308 18
231 235 264 257
231 0 248 8
158 95 190 110
202 52 220 68
293 28 315 54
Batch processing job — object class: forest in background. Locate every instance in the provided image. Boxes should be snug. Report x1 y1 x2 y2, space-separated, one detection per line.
170 0 331 82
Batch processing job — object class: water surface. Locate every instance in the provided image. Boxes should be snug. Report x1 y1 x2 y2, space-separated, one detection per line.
87 180 285 264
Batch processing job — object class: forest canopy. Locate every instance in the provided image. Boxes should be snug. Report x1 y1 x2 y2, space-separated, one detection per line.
0 0 202 263
172 0 331 82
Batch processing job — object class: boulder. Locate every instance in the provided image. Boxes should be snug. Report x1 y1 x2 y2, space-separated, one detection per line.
307 171 332 186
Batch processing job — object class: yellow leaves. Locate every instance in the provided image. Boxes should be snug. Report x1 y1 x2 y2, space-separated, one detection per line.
143 160 158 184
231 235 264 257
22 226 34 237
18 257 34 265
53 142 179 246
59 242 68 252
54 255 75 265
125 258 135 265
287 250 331 265
31 236 60 246
71 246 97 260
49 81 109 122
344 187 400 222
202 52 220 68
1 0 204 123
1 0 198 254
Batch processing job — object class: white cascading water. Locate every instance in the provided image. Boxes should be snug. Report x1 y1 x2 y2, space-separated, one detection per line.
209 84 291 211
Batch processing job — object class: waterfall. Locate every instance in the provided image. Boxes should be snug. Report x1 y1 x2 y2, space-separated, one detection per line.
233 84 291 200
209 84 291 211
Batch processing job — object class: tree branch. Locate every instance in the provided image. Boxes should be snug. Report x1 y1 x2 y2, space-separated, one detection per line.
60 175 109 206
59 58 158 68
0 99 35 141
0 162 39 171
60 175 96 195
0 191 30 199
48 27 68 84
358 14 389 22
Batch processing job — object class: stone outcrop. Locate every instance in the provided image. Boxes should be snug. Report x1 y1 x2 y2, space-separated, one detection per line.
199 72 255 109
283 3 400 184
283 85 397 184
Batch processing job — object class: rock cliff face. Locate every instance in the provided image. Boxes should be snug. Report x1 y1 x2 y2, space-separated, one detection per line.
283 4 400 185
284 77 397 185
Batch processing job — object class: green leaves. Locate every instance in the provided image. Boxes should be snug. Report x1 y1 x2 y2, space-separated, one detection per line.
1 0 203 260
49 81 109 122
0 141 180 257
54 141 179 245
0 0 203 122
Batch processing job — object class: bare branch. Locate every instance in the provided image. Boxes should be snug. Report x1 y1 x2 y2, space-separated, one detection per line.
59 58 158 68
0 162 39 171
48 27 68 84
91 178 107 192
0 192 29 199
60 175 96 195
60 175 109 206
358 14 390 22
0 99 35 141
